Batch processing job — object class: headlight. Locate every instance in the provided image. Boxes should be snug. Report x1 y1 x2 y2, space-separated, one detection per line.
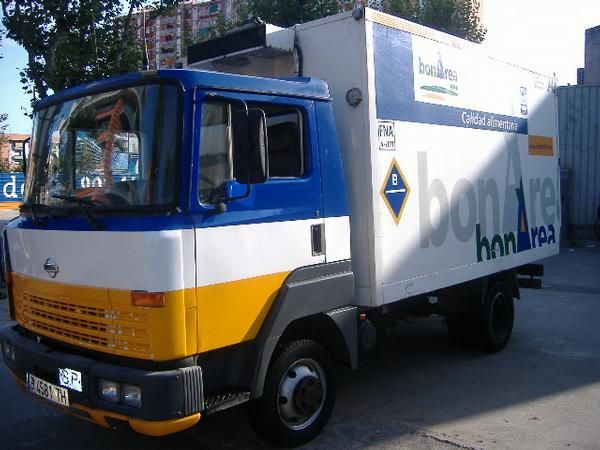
121 384 142 408
98 379 120 403
2 340 15 362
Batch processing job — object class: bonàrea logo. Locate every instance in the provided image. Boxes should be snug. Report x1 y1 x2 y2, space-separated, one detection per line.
417 151 557 262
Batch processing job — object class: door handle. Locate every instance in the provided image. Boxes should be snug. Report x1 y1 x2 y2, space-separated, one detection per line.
311 223 325 256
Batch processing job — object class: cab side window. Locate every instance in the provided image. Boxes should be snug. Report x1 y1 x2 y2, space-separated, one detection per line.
198 102 231 204
262 106 304 178
197 101 305 204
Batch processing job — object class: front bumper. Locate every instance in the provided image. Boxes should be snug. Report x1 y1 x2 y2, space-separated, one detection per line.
0 324 203 436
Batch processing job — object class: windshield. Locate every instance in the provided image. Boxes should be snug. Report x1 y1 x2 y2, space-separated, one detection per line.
24 83 179 210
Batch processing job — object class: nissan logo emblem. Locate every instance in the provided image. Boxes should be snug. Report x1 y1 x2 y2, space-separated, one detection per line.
43 258 59 278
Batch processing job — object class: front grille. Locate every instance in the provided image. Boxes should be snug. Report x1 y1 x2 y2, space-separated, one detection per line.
14 290 153 358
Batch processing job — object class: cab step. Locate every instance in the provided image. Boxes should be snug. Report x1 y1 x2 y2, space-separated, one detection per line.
204 391 251 415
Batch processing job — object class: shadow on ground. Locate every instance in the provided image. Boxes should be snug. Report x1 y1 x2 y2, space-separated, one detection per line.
1 247 599 449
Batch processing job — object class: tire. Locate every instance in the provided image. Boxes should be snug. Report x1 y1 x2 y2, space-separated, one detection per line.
479 281 514 353
446 281 514 353
247 339 336 447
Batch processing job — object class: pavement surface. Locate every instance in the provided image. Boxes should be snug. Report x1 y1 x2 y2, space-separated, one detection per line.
0 208 19 221
0 245 599 450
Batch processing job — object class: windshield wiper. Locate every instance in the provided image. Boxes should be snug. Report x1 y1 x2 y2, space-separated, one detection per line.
51 195 104 230
20 201 49 226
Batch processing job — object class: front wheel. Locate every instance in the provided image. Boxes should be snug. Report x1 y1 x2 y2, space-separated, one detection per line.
247 339 336 447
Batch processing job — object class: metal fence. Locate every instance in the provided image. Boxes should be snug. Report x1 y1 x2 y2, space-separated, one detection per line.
557 85 600 240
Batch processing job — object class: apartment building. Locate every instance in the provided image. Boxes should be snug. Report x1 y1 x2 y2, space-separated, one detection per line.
584 25 600 85
0 133 29 170
131 0 238 69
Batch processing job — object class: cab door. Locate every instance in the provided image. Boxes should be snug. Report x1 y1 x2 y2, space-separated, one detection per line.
191 91 325 353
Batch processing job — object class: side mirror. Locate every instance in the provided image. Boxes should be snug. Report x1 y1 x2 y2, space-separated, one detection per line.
232 108 268 184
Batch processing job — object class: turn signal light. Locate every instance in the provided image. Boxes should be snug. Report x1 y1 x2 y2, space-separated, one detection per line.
131 291 166 307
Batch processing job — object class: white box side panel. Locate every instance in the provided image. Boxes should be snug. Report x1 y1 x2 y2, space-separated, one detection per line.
296 14 377 306
364 20 386 306
368 15 560 305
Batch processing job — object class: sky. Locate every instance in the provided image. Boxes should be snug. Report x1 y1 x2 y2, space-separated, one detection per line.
481 0 600 84
1 0 600 134
0 37 30 134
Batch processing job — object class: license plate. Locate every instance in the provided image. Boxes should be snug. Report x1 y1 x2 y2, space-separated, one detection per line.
58 367 82 392
27 373 69 407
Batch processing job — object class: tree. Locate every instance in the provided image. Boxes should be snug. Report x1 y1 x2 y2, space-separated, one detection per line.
452 0 486 43
385 0 416 19
237 0 353 28
0 113 7 150
0 1 178 101
181 7 222 54
0 36 6 149
385 0 486 43
0 113 10 173
229 0 485 44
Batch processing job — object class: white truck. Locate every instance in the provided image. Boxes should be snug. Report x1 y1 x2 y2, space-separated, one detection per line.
1 8 558 447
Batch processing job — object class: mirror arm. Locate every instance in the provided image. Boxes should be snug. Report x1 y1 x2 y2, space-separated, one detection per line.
22 137 30 174
211 182 252 215
227 182 252 202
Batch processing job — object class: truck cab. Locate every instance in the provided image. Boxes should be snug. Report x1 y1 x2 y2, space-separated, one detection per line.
1 69 354 445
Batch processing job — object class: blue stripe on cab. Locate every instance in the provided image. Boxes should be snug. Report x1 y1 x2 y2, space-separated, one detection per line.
316 102 349 218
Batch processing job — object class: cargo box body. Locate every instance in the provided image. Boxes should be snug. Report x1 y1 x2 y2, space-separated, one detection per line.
295 10 560 307
185 8 560 307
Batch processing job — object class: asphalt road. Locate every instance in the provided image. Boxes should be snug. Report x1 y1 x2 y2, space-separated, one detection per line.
0 209 19 222
1 245 599 450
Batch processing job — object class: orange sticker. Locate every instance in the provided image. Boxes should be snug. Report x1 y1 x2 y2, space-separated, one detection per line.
528 135 554 156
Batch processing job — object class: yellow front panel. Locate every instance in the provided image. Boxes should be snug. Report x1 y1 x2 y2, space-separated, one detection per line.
11 270 289 358
185 308 198 355
196 271 289 352
109 288 194 361
12 274 194 361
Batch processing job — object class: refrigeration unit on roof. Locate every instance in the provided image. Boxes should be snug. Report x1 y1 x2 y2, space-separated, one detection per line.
187 22 296 75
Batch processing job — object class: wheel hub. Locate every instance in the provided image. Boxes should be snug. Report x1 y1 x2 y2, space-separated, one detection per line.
293 375 323 416
277 359 327 430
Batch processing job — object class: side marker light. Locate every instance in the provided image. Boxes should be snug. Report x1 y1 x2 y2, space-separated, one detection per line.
131 291 166 307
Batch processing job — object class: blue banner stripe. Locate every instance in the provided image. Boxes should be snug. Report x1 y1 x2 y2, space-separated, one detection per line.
0 173 25 202
373 23 528 135
378 102 528 135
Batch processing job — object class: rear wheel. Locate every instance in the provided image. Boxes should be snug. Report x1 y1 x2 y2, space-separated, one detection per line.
480 281 514 352
247 339 336 447
447 281 514 353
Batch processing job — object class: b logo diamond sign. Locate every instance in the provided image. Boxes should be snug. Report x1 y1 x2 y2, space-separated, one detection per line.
380 159 410 225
